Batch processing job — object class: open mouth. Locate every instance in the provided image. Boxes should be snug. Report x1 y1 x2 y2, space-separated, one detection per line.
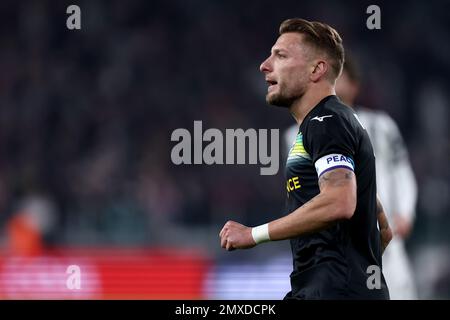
266 79 277 91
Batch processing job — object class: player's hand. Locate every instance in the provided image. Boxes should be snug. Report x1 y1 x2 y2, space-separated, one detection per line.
219 220 256 251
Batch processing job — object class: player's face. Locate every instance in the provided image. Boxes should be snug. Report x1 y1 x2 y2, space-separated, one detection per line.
260 33 313 107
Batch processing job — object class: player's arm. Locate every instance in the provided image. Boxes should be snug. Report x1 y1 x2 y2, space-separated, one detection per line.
266 167 356 240
219 114 359 251
219 167 356 250
376 195 392 254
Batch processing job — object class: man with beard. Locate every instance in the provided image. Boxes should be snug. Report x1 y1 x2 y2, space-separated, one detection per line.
219 18 391 299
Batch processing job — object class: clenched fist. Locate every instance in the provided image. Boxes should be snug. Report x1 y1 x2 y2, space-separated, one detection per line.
219 220 256 251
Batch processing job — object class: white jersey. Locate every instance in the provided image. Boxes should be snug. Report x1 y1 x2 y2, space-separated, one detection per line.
355 107 417 224
284 107 418 299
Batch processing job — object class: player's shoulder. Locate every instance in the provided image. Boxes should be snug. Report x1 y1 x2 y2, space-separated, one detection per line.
302 96 360 158
305 95 357 129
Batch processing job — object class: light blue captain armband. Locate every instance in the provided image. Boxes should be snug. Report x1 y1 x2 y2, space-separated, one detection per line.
314 153 355 178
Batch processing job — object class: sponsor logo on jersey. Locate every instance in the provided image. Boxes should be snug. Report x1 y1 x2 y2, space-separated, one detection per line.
310 115 333 122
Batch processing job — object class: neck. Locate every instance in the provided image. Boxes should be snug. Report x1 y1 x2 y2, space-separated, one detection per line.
289 83 335 125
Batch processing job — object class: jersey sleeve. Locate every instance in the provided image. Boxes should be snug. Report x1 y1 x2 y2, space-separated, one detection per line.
303 113 358 178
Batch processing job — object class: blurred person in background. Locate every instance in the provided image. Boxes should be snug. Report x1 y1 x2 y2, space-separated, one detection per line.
219 18 392 300
284 55 418 299
5 194 56 257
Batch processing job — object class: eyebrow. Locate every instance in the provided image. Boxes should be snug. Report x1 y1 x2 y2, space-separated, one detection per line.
271 48 288 55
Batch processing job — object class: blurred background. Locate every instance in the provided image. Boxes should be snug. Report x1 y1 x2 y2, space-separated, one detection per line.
0 0 448 299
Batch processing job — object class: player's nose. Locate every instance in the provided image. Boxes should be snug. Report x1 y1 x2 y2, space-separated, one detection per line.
260 57 272 73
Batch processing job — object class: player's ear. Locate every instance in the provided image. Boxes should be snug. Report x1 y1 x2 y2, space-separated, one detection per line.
310 60 328 82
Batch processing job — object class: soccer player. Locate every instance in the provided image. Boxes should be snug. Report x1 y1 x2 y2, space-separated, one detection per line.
219 18 392 299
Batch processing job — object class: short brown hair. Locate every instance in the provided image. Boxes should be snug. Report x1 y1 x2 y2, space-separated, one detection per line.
279 18 344 80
